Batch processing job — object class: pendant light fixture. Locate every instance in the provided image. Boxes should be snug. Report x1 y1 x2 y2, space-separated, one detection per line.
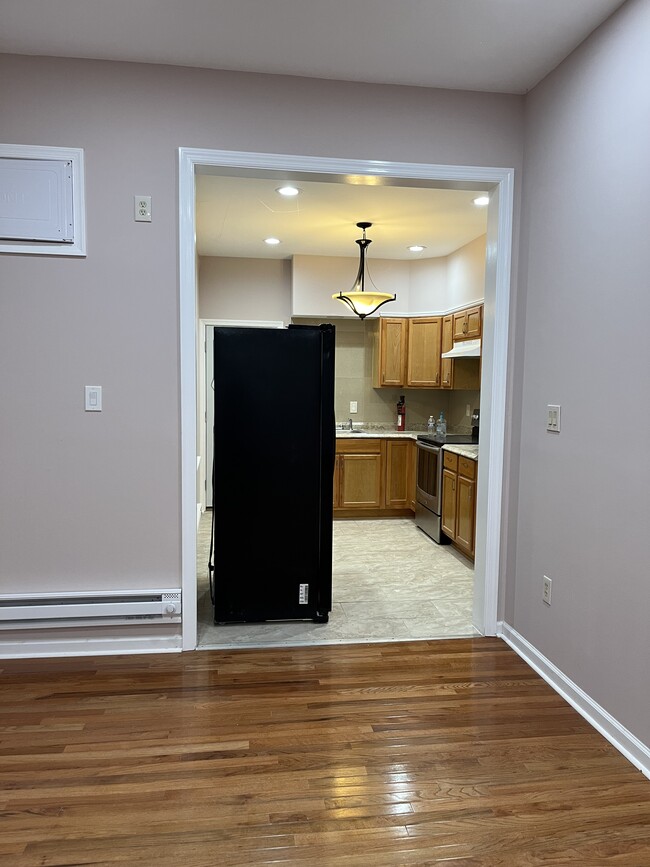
332 222 396 319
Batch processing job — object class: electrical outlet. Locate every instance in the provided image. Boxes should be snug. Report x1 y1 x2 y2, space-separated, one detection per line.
542 575 552 605
349 401 358 414
134 195 152 222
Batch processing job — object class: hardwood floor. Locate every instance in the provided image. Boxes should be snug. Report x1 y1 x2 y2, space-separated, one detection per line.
1 638 649 866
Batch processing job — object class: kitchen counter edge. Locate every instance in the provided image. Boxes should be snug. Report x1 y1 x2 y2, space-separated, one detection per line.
442 443 479 460
335 430 419 440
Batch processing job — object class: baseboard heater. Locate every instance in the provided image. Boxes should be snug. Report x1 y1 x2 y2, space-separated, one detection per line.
0 589 182 630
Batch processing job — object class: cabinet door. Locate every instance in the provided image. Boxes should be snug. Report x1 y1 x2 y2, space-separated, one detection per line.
452 311 467 341
441 468 457 539
384 440 411 509
333 455 340 507
465 305 482 339
406 317 441 388
455 475 476 557
408 440 417 512
441 314 454 389
378 318 407 387
453 305 483 341
339 453 382 508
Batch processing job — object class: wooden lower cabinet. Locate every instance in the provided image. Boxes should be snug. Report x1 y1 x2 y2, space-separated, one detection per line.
441 467 457 539
334 439 383 510
334 438 417 516
409 439 417 512
441 450 477 559
455 472 476 556
384 439 411 509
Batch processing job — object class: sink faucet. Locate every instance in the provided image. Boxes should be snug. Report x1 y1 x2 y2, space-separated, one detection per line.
348 418 353 431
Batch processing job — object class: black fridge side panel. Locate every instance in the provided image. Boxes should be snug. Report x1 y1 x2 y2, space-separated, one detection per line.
314 324 335 616
211 325 334 623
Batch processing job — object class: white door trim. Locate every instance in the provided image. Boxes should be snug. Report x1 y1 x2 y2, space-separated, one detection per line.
179 148 515 651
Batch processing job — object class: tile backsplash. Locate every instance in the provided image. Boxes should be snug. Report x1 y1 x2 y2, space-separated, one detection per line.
297 317 480 433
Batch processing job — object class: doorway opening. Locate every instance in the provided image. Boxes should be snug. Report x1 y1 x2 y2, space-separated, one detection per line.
179 149 514 652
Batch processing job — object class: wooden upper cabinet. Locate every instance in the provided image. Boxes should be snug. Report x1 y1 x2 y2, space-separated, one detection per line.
372 307 480 390
453 305 483 341
441 314 454 389
372 318 407 388
406 317 442 388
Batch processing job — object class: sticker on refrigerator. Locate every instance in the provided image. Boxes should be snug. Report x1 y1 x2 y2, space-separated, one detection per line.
299 584 309 605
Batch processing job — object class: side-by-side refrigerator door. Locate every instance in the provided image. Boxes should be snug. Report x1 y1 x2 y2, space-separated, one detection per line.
211 324 335 624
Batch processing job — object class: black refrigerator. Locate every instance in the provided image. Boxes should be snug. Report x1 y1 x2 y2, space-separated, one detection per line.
210 324 335 625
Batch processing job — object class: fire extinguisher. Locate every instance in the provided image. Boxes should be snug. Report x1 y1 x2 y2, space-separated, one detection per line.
397 395 406 432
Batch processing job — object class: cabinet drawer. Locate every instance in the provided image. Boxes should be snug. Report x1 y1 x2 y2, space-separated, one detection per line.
458 456 476 479
443 450 458 471
336 438 381 455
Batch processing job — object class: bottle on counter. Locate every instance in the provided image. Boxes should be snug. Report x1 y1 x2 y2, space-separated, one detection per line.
427 415 435 435
397 395 406 432
436 411 447 438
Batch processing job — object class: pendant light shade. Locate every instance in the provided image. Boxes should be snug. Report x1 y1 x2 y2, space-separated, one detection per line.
332 222 396 319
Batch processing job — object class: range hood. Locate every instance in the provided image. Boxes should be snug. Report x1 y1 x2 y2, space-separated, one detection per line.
441 338 481 359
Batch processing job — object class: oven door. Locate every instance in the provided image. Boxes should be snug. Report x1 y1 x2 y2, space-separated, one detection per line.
416 440 442 515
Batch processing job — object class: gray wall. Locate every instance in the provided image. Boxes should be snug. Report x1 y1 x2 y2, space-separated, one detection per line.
0 54 523 597
512 0 650 744
0 3 648 753
199 257 291 323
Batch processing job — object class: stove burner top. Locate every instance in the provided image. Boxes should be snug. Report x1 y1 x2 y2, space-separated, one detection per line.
416 433 478 446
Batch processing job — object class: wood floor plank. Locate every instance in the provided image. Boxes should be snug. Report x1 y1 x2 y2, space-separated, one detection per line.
0 637 648 866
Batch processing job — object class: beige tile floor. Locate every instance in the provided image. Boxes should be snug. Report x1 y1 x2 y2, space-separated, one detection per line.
196 511 479 649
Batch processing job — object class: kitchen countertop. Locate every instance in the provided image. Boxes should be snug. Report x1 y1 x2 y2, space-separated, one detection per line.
442 443 479 460
335 429 419 439
335 429 478 459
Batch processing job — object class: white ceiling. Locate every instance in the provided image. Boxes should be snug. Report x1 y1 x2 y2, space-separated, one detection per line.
1 0 626 94
196 173 488 260
3 0 625 261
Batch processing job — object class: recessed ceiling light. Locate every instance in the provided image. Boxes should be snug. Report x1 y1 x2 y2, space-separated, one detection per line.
408 245 426 253
473 195 490 206
264 237 281 245
276 185 301 197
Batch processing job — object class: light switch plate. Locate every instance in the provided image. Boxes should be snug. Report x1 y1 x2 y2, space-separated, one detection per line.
547 404 561 432
85 385 102 411
349 401 358 414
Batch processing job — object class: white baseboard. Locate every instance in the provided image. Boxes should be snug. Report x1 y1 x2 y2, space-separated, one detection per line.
0 633 182 659
497 622 650 780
